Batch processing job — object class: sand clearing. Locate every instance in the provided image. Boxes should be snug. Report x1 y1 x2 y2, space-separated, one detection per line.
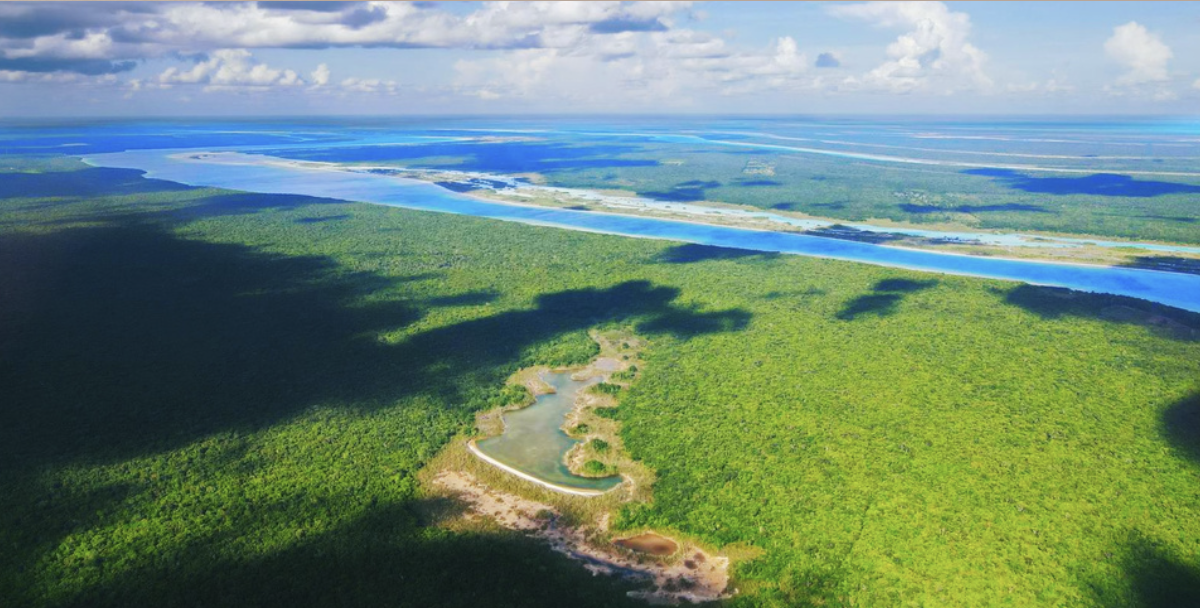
433 471 730 604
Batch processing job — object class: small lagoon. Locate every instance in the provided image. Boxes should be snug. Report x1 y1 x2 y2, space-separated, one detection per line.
475 371 623 493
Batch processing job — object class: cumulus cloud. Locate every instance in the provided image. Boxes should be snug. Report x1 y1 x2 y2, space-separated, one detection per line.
829 1 990 93
158 49 305 91
450 29 812 107
0 0 828 107
0 1 696 80
129 1 692 53
0 3 151 74
310 63 330 87
1104 21 1172 85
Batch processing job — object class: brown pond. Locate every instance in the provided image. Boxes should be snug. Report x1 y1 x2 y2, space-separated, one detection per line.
614 533 678 556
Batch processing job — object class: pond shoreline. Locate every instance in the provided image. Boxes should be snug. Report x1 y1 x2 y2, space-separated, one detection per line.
469 344 634 496
466 438 618 498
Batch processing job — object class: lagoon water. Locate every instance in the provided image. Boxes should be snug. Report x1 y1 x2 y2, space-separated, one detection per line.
87 148 1200 313
475 371 623 493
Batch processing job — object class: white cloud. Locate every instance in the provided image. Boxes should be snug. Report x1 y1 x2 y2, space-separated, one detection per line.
450 29 813 108
0 69 118 85
129 1 693 53
0 69 76 83
340 77 398 94
829 1 991 94
310 63 330 87
2 31 115 60
0 1 695 82
453 48 563 99
1104 21 1172 85
158 49 305 91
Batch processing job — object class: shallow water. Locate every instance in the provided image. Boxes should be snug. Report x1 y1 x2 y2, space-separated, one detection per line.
475 371 622 492
86 149 1200 313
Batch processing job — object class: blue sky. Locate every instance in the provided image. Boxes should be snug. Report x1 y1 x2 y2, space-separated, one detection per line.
1 1 1197 116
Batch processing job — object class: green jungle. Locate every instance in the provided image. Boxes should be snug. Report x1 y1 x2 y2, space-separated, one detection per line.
2 157 1199 607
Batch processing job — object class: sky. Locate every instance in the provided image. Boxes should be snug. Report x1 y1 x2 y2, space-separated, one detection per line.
1 1 1198 116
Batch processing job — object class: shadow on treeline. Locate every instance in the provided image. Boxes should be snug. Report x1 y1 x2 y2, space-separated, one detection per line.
1161 392 1200 465
1119 255 1200 276
396 280 751 394
762 287 827 301
1 165 751 473
802 224 908 245
771 201 849 212
837 278 938 321
0 166 194 199
964 168 1200 198
1135 214 1196 224
1091 532 1200 608
1000 285 1198 342
654 243 780 264
0 163 750 606
295 213 352 224
2 165 346 224
0 224 749 476
639 180 721 202
48 501 645 608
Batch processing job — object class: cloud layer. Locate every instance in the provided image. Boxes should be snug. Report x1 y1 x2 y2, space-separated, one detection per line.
0 1 1196 113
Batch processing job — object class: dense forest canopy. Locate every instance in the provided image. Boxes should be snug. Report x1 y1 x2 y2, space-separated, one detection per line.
1 157 1198 607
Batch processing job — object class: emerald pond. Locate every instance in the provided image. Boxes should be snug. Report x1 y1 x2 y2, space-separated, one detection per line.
475 371 623 494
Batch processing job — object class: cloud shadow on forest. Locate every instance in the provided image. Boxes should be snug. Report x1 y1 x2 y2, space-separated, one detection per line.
639 180 721 202
836 278 938 321
1000 285 1198 342
653 243 780 264
964 168 1200 198
1090 531 1200 608
0 162 751 605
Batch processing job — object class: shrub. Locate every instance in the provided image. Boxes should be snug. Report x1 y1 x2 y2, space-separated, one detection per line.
582 460 610 476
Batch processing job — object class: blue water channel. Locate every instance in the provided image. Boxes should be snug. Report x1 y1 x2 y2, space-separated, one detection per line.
86 149 1200 313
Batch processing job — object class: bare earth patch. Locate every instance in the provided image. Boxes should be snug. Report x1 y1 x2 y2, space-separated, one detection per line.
433 471 730 605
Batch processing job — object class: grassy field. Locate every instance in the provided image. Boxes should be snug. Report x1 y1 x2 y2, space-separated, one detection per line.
1 157 1198 607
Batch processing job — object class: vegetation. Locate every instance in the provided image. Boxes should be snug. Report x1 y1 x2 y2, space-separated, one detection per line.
593 382 624 396
273 136 1200 245
2 157 1199 607
582 460 612 476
